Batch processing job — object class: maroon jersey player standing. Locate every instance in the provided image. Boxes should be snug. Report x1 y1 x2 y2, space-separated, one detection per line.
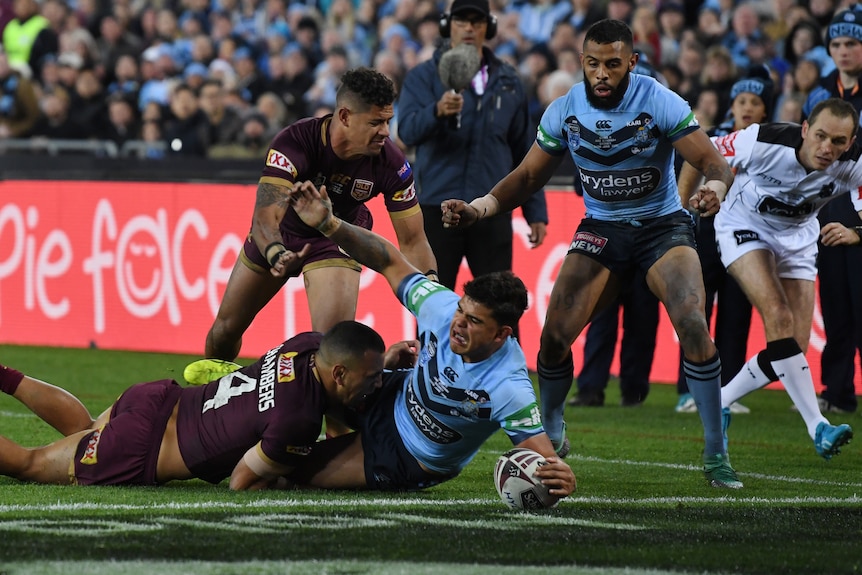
204 67 437 366
0 321 418 489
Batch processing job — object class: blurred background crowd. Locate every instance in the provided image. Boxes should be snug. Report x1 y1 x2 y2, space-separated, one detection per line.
0 0 854 159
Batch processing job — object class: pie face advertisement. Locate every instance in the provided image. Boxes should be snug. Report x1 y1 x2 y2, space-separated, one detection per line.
0 180 848 392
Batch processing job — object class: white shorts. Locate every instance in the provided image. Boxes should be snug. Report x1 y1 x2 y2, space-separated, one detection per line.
714 207 819 281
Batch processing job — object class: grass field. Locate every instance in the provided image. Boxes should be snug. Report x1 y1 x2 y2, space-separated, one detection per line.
0 344 860 575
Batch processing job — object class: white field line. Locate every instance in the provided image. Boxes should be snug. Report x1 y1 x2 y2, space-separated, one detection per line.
0 560 687 575
0 493 860 516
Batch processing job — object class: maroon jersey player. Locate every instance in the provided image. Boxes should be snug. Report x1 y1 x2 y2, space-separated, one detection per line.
204 67 437 365
0 321 419 490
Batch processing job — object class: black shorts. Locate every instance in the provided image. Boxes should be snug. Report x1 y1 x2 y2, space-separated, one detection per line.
568 211 695 279
359 372 457 491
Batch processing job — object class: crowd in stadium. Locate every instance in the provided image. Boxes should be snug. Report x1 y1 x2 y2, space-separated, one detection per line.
0 0 847 159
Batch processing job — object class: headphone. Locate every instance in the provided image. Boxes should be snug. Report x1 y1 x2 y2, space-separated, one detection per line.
439 11 498 40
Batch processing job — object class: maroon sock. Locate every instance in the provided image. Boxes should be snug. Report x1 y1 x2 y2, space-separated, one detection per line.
0 365 25 395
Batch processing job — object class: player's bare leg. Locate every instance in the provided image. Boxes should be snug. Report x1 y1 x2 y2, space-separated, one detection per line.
537 253 614 446
1 365 94 436
650 246 729 466
305 264 361 438
728 251 827 435
206 256 288 360
0 430 90 484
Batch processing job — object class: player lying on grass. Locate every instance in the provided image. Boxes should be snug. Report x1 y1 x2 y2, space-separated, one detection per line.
260 180 576 498
0 321 418 489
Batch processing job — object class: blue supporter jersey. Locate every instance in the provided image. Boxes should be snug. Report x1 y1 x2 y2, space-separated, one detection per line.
537 74 700 221
391 274 544 474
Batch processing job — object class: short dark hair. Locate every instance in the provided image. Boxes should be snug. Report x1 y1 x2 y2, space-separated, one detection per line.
584 19 633 50
808 98 860 135
318 320 385 365
336 67 397 112
463 271 528 328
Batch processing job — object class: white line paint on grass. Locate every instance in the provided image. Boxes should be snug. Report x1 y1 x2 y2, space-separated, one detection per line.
1 494 860 517
0 560 688 575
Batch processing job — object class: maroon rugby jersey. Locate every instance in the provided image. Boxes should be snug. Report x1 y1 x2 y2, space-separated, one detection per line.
176 333 326 484
259 116 419 236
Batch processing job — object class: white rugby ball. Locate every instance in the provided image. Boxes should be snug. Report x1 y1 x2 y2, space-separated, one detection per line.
493 448 559 511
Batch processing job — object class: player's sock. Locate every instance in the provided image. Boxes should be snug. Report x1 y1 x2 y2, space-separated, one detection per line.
767 338 826 439
0 364 24 395
683 353 725 456
537 353 574 443
720 351 775 407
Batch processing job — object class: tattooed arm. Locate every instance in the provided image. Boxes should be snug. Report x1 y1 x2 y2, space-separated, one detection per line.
250 181 310 277
291 181 419 292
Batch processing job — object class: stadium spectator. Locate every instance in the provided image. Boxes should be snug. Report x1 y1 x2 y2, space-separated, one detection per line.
721 3 765 70
30 87 75 139
804 5 862 415
564 0 604 33
694 4 726 48
232 45 267 103
275 180 577 498
511 0 571 47
161 82 209 156
95 14 143 86
0 321 404 490
398 0 547 311
2 0 57 81
100 92 140 148
440 19 741 488
106 53 141 103
183 61 208 91
0 48 39 138
267 43 313 124
208 109 270 159
254 90 286 140
69 67 105 138
198 78 242 145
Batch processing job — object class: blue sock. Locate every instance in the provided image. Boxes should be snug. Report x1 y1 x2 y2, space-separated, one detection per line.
683 353 725 457
537 353 574 443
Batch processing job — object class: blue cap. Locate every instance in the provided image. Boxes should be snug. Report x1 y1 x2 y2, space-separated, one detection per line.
233 46 253 61
184 62 208 79
827 5 862 47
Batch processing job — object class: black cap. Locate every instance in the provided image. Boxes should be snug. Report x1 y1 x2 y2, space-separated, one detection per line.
450 0 489 17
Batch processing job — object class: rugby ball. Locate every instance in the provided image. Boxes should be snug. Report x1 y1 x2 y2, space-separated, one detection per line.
494 448 559 511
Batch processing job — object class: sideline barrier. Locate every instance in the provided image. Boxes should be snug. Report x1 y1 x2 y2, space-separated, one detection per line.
0 179 854 393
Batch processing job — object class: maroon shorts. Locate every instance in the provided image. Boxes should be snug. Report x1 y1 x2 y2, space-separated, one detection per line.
72 379 182 486
241 205 373 277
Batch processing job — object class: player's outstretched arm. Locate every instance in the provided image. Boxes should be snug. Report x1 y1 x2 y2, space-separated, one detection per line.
291 181 419 293
230 445 294 491
440 143 562 229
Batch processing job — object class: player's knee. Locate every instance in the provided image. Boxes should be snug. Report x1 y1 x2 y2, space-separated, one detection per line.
675 312 712 357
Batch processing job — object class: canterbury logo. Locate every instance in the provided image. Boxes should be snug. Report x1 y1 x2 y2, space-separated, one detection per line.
595 120 612 130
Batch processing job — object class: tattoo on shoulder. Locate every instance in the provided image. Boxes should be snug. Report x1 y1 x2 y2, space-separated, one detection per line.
257 182 291 209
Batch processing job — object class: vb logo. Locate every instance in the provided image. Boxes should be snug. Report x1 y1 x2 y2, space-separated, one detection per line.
595 120 612 130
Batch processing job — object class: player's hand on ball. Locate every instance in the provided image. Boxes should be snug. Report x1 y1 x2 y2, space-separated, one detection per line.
534 456 577 497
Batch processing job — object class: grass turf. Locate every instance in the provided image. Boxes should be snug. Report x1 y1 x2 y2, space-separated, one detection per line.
0 344 860 574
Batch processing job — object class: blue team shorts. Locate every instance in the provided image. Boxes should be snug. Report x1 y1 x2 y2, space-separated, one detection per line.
568 211 696 278
360 372 457 491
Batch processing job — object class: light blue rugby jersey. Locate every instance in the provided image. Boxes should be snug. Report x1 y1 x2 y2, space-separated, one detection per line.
537 74 699 221
392 273 544 474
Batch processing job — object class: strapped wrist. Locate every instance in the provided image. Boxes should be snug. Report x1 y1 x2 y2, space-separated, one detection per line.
264 241 287 267
316 216 342 237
